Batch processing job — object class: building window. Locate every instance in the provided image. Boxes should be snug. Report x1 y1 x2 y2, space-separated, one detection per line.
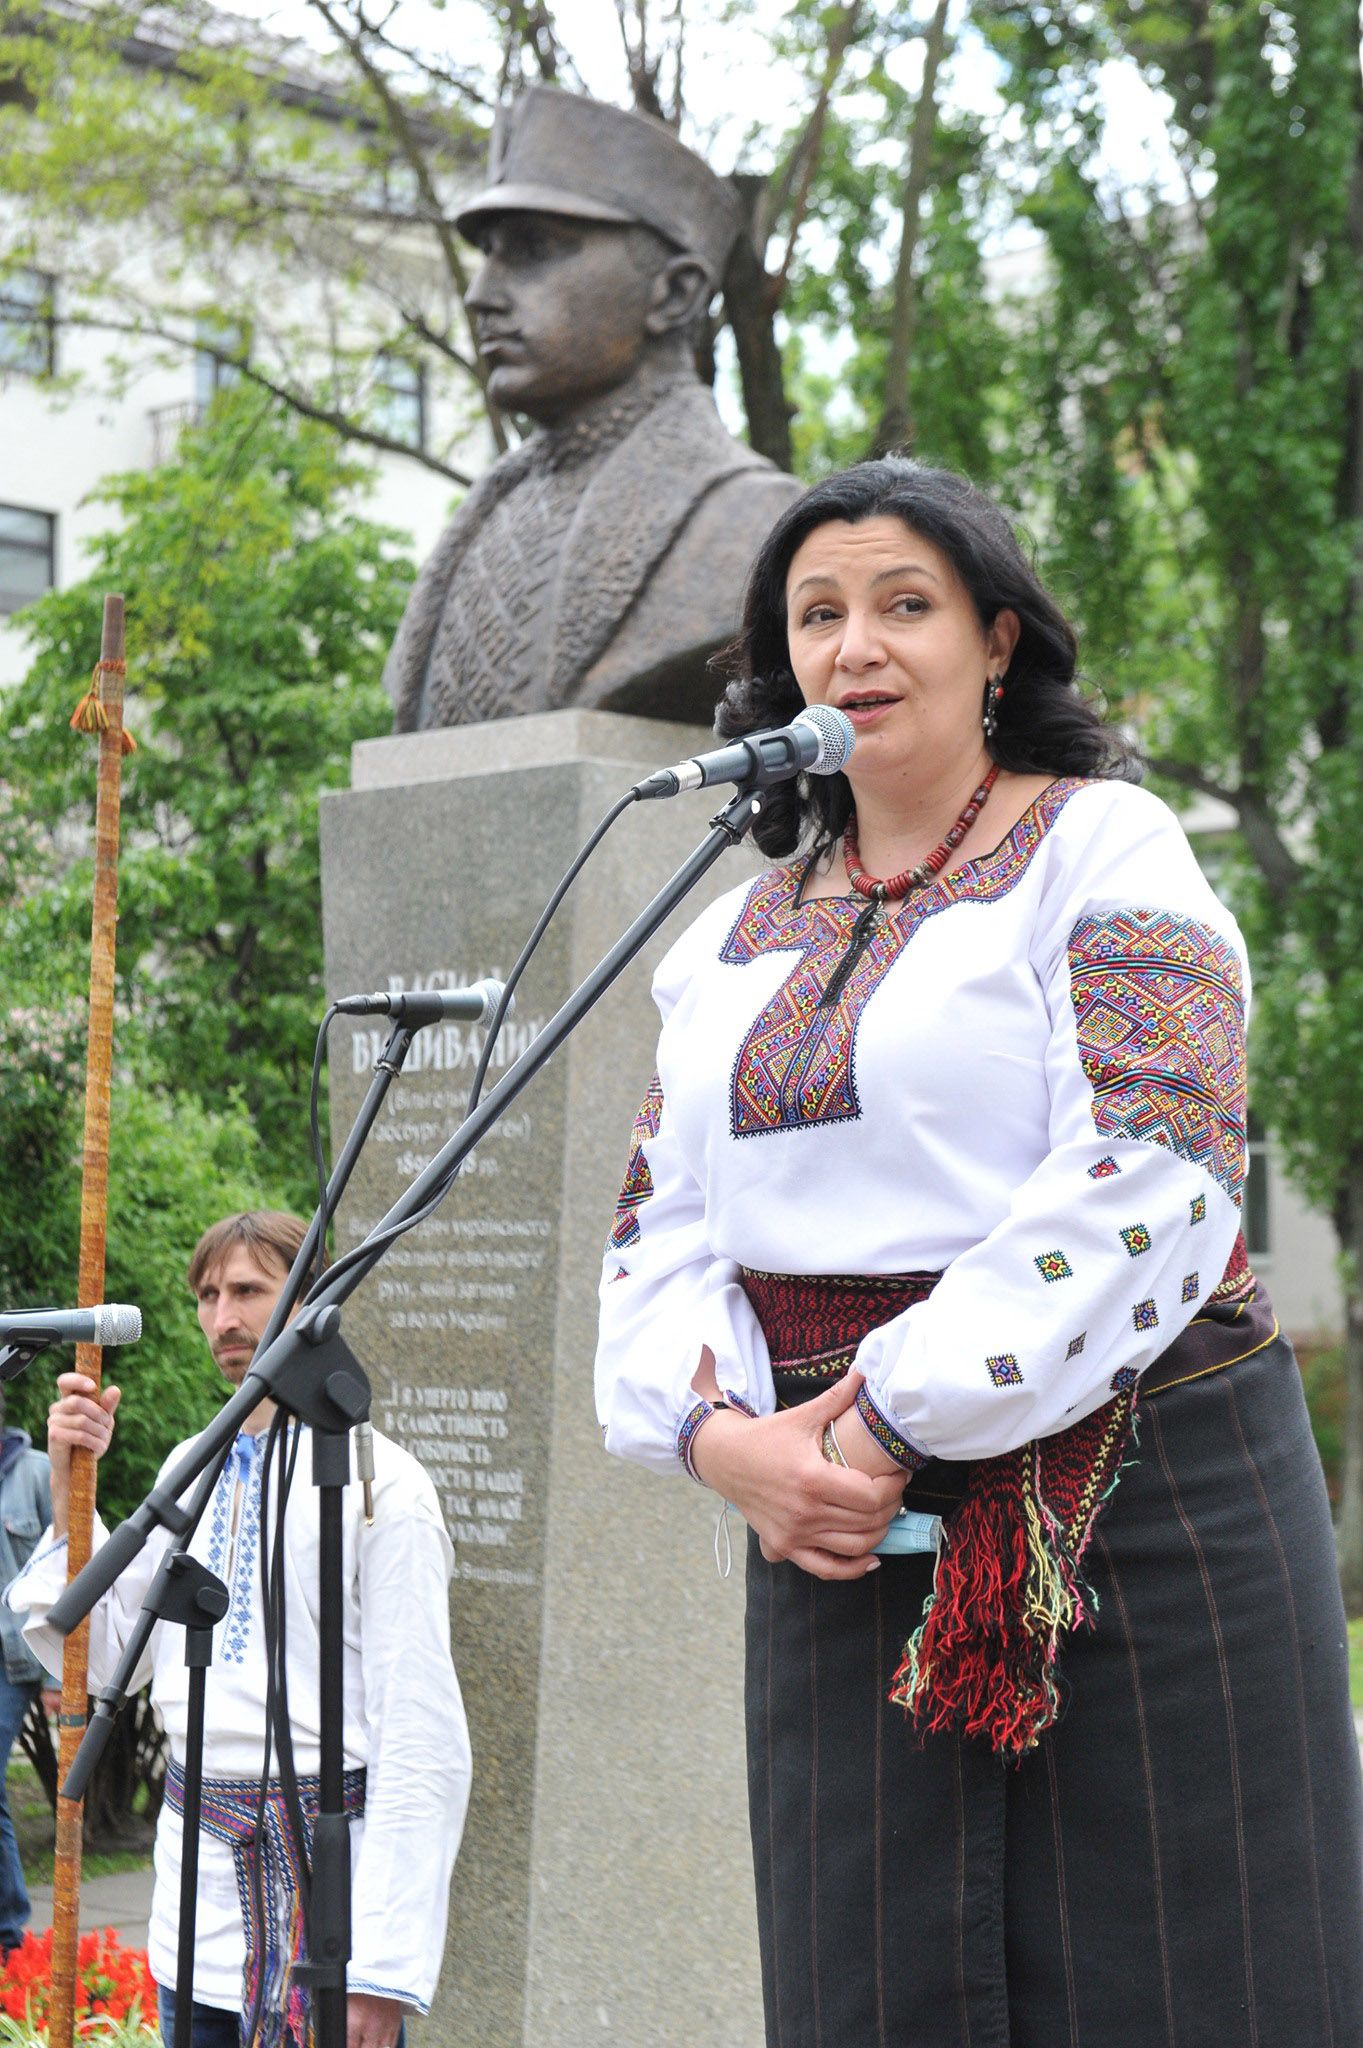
0 268 56 376
373 351 425 451
1244 1110 1270 1257
0 505 56 614
373 159 421 216
194 316 249 408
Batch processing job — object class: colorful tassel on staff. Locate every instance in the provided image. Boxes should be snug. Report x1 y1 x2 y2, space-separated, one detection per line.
70 658 136 753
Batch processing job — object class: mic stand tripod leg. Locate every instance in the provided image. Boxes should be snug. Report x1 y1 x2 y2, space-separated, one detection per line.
141 1555 230 2048
299 1430 350 2048
263 1314 371 2048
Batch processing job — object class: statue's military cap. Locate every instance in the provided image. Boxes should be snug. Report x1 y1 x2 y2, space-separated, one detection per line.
454 87 742 287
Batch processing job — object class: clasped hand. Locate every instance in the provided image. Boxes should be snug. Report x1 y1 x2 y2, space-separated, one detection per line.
689 1373 905 1580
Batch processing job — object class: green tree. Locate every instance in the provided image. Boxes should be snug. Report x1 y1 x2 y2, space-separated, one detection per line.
0 0 1008 475
981 0 1363 1594
3 389 412 1201
0 997 279 1522
0 0 493 480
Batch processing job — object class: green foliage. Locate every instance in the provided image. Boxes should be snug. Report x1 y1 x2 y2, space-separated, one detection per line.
978 0 1363 1580
3 390 411 1203
1299 1344 1345 1501
982 0 1363 1179
0 1000 279 1524
0 395 412 1511
0 0 482 469
779 82 1013 477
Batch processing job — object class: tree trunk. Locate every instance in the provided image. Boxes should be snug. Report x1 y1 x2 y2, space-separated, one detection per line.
722 172 794 472
872 0 952 456
1335 1150 1363 1612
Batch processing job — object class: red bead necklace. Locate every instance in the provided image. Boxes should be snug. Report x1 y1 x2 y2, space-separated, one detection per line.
843 763 1000 903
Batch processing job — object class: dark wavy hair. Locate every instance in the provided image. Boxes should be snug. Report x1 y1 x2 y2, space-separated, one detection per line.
714 458 1140 859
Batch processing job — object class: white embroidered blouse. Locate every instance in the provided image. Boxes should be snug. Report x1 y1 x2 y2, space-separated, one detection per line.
594 777 1251 1474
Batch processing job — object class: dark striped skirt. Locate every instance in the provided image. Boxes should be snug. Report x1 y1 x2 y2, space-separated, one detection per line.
744 1314 1363 2046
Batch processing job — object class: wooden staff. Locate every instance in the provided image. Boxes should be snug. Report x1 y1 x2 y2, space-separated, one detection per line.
50 596 134 2048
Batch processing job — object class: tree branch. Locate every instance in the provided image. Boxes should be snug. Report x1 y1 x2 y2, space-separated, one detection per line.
761 0 863 273
347 9 495 106
57 310 475 484
872 0 951 454
398 306 480 379
1145 754 1303 907
304 0 509 453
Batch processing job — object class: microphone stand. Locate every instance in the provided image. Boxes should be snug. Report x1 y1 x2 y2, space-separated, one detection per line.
151 1555 231 2048
58 1020 419 2048
48 779 765 2048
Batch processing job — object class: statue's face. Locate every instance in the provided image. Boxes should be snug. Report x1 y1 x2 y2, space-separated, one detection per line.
466 212 668 424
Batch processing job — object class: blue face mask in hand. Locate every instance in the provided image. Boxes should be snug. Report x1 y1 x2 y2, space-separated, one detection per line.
875 1508 942 1556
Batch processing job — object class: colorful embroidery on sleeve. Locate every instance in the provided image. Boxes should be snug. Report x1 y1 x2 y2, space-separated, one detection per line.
1119 1223 1153 1257
1181 1273 1200 1303
1034 1250 1073 1282
1190 1193 1206 1224
1110 1365 1140 1394
987 1353 1024 1386
1068 908 1247 1203
1132 1298 1159 1332
1066 1332 1087 1358
608 1073 665 1252
855 1384 929 1471
1088 1155 1121 1179
676 1397 713 1476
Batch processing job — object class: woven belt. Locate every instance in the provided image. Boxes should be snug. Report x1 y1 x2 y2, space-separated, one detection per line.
165 1762 366 2048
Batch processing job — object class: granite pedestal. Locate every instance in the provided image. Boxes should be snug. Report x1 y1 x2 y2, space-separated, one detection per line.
319 712 765 2048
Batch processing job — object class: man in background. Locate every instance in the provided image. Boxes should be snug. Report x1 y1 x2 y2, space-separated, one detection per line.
0 1378 52 1959
10 1211 470 2048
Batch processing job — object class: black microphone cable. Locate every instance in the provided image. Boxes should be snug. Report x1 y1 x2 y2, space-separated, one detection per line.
245 1402 308 2048
243 1410 282 2048
309 1009 340 1288
313 785 641 1300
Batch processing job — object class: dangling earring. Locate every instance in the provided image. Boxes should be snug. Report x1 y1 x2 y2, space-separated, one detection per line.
982 674 1005 739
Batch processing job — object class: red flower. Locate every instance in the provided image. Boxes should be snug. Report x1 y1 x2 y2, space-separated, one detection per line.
0 1925 158 2034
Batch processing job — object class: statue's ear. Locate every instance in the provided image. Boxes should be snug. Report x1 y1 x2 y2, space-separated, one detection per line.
644 255 713 338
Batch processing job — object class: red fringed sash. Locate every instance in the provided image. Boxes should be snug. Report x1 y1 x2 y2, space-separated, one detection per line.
740 1261 1243 1761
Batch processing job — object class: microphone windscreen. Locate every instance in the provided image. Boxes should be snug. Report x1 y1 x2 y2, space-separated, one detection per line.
793 704 855 776
94 1304 143 1346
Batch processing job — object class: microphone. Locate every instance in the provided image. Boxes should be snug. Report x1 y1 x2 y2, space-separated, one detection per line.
334 978 509 1027
633 704 855 801
0 1305 142 1377
0 1304 142 1347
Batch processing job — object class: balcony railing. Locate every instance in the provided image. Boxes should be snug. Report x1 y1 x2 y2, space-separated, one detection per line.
148 400 204 467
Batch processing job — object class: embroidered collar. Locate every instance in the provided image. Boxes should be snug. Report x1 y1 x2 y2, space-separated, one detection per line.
784 776 1090 930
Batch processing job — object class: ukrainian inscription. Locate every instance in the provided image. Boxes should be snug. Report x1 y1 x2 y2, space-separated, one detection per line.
334 967 550 1590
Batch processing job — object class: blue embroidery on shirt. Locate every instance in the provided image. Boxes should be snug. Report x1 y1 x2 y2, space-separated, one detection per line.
206 1434 266 1667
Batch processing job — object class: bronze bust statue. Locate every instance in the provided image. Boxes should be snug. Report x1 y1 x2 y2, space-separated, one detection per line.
384 88 801 731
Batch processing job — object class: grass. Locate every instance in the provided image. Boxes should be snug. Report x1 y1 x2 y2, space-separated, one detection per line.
1350 1618 1363 1713
7 1757 151 1889
1299 1343 1344 1504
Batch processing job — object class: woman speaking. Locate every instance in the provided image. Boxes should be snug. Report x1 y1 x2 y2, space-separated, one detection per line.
594 459 1362 2046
